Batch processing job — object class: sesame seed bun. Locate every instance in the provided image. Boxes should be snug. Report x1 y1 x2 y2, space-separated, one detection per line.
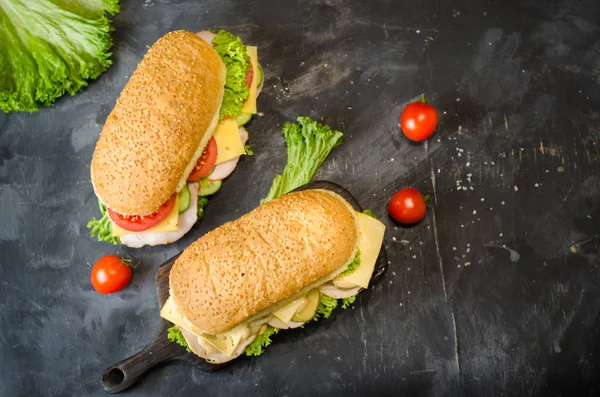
169 189 359 335
91 30 226 215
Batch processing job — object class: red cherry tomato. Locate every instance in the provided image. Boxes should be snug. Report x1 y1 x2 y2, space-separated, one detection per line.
107 194 177 233
187 137 218 181
399 99 438 142
245 61 254 88
388 188 428 224
91 255 132 294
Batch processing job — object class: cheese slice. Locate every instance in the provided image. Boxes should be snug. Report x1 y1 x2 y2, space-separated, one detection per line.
240 46 259 114
161 296 248 356
110 195 179 237
336 212 386 289
272 296 306 324
213 118 245 164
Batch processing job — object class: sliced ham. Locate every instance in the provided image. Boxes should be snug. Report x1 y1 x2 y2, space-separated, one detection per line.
196 30 216 44
120 182 199 248
318 283 362 299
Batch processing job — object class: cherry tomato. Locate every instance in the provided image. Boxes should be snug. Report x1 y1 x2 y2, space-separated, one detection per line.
91 255 132 294
245 62 254 88
107 193 176 233
187 137 218 181
399 99 438 142
388 188 427 224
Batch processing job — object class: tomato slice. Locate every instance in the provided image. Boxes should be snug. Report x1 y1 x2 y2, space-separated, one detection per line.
245 61 254 88
107 194 177 233
188 137 218 182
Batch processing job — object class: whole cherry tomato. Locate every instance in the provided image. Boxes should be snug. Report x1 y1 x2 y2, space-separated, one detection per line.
91 255 132 294
399 97 438 142
388 188 428 224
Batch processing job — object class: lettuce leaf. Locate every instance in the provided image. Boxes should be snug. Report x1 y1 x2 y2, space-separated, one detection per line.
167 326 191 353
0 0 120 113
212 30 250 119
197 196 209 219
339 250 360 277
260 117 344 204
362 209 378 219
244 326 279 356
87 200 120 245
341 294 357 309
311 295 339 322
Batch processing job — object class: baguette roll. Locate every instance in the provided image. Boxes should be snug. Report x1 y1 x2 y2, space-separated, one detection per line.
169 189 360 335
91 30 226 216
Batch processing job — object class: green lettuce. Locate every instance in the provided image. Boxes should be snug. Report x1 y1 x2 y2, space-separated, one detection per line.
197 196 209 219
212 30 250 119
339 250 361 277
167 326 191 353
87 200 120 245
260 117 344 204
311 295 339 322
244 326 279 356
341 295 357 309
0 0 120 113
362 209 378 219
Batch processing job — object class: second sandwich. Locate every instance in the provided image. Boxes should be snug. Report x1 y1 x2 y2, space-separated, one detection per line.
161 189 386 364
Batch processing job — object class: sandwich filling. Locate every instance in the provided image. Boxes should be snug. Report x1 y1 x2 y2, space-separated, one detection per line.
88 30 263 247
162 210 385 363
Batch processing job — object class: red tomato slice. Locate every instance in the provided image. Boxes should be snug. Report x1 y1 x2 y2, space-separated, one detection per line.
107 194 177 233
188 137 218 181
245 61 254 88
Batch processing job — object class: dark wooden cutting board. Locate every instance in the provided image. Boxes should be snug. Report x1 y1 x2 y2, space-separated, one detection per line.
100 181 389 393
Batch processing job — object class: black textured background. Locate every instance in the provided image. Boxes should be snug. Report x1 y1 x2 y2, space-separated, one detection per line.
1 0 599 396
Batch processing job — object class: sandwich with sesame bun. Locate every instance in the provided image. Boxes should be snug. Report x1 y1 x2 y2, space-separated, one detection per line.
160 189 386 364
88 29 264 248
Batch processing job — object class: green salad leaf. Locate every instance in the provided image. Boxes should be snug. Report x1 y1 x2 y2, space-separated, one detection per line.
260 117 344 204
0 0 120 113
311 295 339 322
362 209 378 219
339 250 361 277
244 326 279 356
167 326 191 353
87 200 120 245
244 145 254 156
212 30 250 119
197 196 209 219
341 295 357 309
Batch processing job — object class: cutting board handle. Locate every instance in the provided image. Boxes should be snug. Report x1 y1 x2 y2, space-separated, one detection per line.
100 344 168 394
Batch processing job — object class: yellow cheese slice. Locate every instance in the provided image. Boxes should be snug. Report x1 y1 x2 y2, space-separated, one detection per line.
213 118 245 164
336 212 386 289
272 296 306 324
110 195 179 237
240 46 259 114
200 322 248 356
161 296 248 356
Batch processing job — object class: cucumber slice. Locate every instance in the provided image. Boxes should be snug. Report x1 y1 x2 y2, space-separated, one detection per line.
199 179 222 196
236 112 252 126
178 184 191 213
257 64 263 87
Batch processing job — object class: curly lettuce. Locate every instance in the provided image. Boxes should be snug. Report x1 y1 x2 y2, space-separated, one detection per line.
87 200 120 245
212 30 250 119
339 250 361 277
244 326 279 356
0 0 120 113
362 209 378 219
167 326 191 353
261 117 344 204
341 295 357 309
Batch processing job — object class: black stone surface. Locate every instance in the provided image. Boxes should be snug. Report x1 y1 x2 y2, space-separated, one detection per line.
1 0 599 396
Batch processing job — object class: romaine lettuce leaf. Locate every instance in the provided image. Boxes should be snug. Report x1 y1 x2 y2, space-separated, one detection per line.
260 117 344 204
212 30 250 119
87 200 120 245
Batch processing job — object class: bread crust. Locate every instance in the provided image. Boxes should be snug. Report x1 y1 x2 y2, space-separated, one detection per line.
169 189 359 335
91 30 226 215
